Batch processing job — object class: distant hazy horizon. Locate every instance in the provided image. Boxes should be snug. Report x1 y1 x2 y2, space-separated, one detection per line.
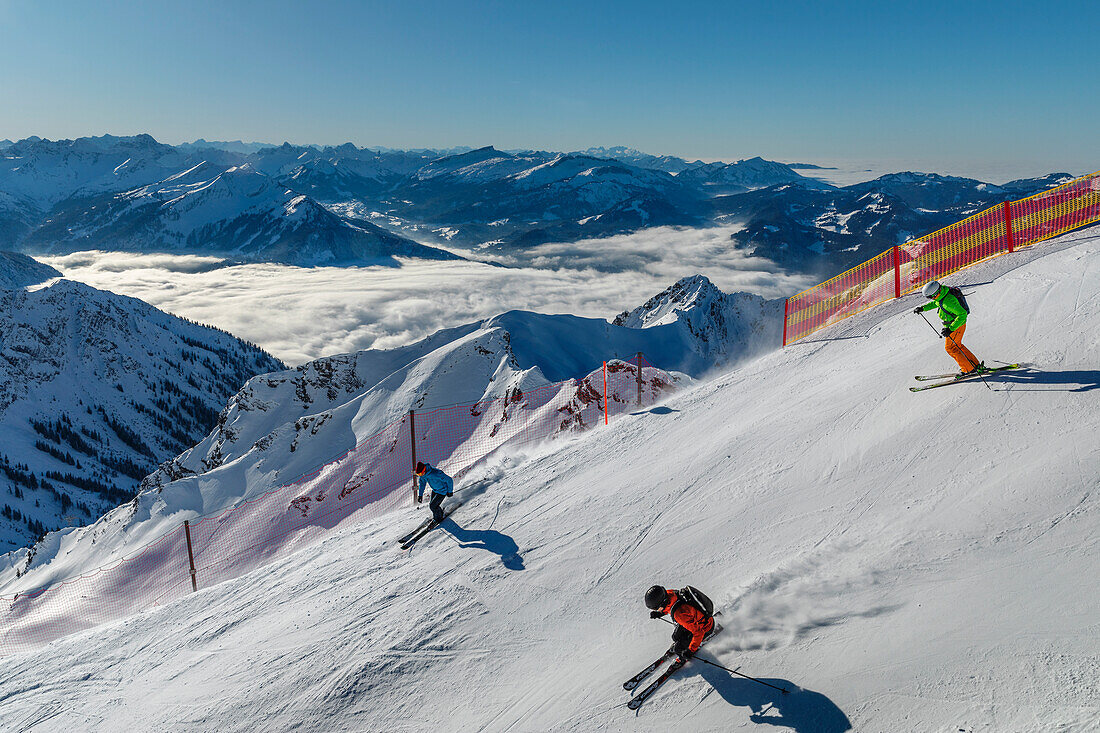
1 131 1089 185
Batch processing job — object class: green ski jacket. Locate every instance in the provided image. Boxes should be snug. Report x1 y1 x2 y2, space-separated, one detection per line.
918 285 968 331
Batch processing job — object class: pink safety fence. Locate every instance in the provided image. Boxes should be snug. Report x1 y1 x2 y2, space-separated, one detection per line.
783 170 1100 344
0 355 673 656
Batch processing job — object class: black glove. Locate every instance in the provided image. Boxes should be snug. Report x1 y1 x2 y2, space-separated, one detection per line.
679 649 695 661
650 610 664 619
913 307 923 314
941 327 952 337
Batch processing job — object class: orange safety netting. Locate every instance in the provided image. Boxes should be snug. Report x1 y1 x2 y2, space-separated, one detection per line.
784 171 1100 344
0 354 672 656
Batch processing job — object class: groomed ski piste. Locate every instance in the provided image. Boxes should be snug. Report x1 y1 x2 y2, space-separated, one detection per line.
2 229 1098 732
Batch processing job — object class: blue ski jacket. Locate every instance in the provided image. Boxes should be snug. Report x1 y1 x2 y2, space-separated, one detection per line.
417 464 454 500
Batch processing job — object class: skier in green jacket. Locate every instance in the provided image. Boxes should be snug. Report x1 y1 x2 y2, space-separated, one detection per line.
913 280 983 375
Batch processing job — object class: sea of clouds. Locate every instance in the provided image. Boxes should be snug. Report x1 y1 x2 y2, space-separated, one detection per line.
40 225 814 365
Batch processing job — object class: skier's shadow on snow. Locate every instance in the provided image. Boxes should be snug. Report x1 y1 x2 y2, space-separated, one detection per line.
633 406 679 416
441 519 525 571
992 368 1100 393
690 661 851 732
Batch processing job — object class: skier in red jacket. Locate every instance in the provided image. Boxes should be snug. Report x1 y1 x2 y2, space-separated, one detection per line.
645 585 716 661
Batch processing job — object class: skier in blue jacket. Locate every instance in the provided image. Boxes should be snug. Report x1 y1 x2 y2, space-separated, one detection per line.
416 461 454 523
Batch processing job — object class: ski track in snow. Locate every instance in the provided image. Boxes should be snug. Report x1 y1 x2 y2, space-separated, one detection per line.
1 229 1099 731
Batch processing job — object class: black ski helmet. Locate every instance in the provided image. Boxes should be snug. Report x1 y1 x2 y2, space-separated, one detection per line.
645 585 669 610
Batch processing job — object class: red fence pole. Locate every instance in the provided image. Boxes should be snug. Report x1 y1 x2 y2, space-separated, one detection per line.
184 520 197 593
893 246 901 299
1004 200 1016 253
636 352 643 407
781 299 789 347
603 361 609 425
408 409 417 504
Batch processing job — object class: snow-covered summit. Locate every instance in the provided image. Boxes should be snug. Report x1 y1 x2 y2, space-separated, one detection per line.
0 134 193 208
576 146 706 175
678 156 805 192
412 146 550 182
178 139 274 155
614 274 782 368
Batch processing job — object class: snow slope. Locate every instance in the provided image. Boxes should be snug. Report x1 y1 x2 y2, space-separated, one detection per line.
1 231 1098 731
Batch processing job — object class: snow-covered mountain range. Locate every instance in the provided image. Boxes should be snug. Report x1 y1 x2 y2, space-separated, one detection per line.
715 171 1078 274
0 135 454 266
0 134 1079 276
0 254 284 551
576 146 707 175
24 163 458 265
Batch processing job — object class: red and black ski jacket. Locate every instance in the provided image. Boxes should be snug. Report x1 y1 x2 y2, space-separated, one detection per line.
659 589 714 652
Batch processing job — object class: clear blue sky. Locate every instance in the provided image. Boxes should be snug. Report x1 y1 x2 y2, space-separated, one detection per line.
1 0 1096 175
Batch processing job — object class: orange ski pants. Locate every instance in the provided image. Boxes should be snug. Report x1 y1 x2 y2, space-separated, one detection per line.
945 324 981 372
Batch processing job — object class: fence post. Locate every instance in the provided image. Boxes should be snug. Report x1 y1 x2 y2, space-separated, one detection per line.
183 520 197 593
892 245 901 299
408 409 418 504
1003 200 1016 253
603 361 609 425
781 299 789 347
636 352 643 407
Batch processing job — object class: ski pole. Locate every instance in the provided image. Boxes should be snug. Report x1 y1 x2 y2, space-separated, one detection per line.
696 657 790 694
917 311 941 337
653 617 789 693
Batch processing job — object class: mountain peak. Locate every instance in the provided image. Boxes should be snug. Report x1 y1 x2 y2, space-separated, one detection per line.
614 274 722 328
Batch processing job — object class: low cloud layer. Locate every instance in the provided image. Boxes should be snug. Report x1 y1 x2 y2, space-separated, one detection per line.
39 226 814 365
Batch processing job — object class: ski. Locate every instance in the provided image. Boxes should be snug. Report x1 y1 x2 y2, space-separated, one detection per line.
623 652 674 691
399 501 463 550
625 620 723 709
910 364 1020 392
399 520 441 550
627 657 685 710
914 363 1020 381
397 516 435 545
910 373 987 391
